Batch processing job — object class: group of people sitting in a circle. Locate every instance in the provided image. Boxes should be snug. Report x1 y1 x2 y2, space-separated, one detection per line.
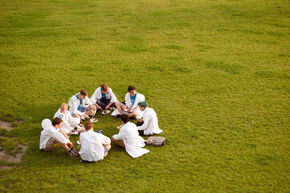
39 84 163 162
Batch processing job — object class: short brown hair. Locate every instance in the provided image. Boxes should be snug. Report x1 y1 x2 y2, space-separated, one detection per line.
52 117 63 126
120 114 129 123
101 83 109 92
128 86 135 92
85 122 94 131
80 89 88 96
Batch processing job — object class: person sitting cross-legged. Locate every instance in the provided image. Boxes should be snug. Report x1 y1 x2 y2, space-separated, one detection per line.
115 85 145 119
69 89 94 120
90 83 117 115
111 114 149 158
79 122 111 163
136 101 163 136
54 103 81 135
39 117 79 157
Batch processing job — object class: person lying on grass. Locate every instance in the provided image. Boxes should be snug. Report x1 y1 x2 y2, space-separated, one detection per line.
40 117 79 157
90 83 117 115
69 89 96 120
79 122 111 163
54 103 82 136
136 101 163 136
111 114 149 158
115 85 145 119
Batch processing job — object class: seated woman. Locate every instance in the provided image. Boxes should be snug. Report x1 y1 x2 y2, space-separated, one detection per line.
79 122 111 163
39 117 79 157
54 103 81 135
111 114 149 158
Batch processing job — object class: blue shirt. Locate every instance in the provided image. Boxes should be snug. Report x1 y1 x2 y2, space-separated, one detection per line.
130 93 137 106
76 94 83 110
101 93 107 100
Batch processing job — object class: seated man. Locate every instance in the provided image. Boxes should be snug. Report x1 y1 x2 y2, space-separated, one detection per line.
136 101 163 136
111 114 149 158
115 86 145 119
79 122 111 163
91 83 117 114
54 103 81 135
39 117 79 157
69 89 95 120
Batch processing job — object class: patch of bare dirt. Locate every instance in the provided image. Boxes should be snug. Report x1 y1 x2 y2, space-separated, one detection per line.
0 120 23 131
0 144 29 170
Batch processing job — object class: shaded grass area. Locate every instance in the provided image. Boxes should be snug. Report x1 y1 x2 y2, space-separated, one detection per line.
0 0 289 192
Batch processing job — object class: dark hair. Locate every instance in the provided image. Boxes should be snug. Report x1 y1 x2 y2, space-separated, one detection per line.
128 86 135 92
85 122 94 131
52 117 63 126
120 114 129 123
80 89 88 96
101 83 109 92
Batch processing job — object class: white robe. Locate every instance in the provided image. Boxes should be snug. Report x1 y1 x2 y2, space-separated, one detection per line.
137 108 163 135
90 87 118 104
111 93 145 119
125 92 145 111
53 108 80 133
39 119 69 150
69 93 92 116
112 122 149 158
79 130 111 162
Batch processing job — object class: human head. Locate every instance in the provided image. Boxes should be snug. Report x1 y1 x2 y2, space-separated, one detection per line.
120 114 129 124
85 122 94 131
137 101 147 111
101 83 109 94
128 86 136 97
60 103 68 113
52 117 63 128
79 89 88 99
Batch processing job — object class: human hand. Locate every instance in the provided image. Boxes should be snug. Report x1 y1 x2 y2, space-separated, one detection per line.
67 141 73 148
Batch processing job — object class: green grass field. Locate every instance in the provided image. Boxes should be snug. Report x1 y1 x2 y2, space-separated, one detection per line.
0 0 289 192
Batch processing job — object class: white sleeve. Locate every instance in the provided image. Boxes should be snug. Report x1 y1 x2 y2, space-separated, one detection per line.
109 89 117 103
90 89 98 104
113 128 127 140
125 94 130 108
137 112 149 131
71 99 85 116
50 130 69 145
97 133 111 145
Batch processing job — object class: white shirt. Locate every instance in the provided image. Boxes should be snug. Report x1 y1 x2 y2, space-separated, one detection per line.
125 92 145 110
137 108 163 135
112 122 149 158
39 119 69 150
54 108 80 133
90 87 117 104
79 130 111 162
69 93 92 116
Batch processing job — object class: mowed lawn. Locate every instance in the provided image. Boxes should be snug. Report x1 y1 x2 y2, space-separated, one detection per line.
0 0 289 192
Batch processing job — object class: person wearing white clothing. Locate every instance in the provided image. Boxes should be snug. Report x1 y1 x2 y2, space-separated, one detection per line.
111 114 149 158
115 86 145 119
79 122 111 163
137 101 163 136
69 89 94 120
91 83 117 114
39 118 79 157
54 103 81 135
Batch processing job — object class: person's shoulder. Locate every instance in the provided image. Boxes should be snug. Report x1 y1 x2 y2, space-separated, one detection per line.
125 93 130 97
